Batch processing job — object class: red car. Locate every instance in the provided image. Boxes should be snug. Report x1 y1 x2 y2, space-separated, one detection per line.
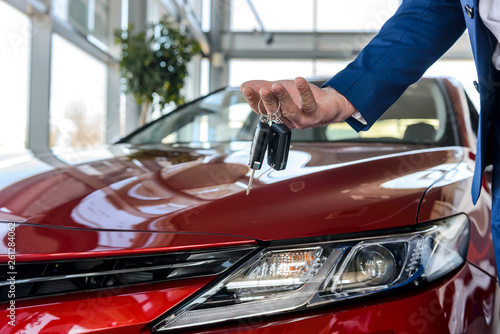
0 77 497 333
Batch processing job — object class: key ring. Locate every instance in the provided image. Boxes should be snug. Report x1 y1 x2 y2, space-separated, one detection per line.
258 99 281 123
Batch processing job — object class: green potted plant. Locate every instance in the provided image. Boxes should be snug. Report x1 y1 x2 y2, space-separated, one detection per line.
115 17 201 126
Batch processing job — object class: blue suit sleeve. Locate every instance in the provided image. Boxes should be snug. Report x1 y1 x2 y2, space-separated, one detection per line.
323 0 466 131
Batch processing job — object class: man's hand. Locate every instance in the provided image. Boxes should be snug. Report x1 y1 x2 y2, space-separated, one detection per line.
240 77 358 130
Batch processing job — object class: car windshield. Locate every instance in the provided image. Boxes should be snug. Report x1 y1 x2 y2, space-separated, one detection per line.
121 79 452 146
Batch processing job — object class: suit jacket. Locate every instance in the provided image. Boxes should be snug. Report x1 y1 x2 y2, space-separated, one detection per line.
324 0 500 204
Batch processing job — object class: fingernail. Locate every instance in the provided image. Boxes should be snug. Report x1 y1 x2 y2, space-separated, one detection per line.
296 78 306 89
262 93 273 102
242 88 251 97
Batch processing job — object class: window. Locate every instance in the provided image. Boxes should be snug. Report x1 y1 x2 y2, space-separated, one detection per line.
317 0 400 31
50 34 107 148
0 2 30 153
229 59 350 87
147 0 168 24
231 0 313 31
325 79 447 144
229 60 314 86
231 0 400 32
121 79 451 147
53 0 120 52
126 90 252 145
202 0 211 32
188 0 203 25
424 60 478 109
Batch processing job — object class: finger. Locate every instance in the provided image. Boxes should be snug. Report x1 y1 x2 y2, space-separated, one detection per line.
259 87 280 117
241 80 274 114
271 83 300 129
277 112 296 130
295 77 318 114
241 80 273 92
241 86 261 114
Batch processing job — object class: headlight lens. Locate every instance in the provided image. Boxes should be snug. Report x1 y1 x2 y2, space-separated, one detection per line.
350 244 397 286
152 215 469 332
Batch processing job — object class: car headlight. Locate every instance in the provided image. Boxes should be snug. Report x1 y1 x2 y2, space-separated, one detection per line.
152 214 469 332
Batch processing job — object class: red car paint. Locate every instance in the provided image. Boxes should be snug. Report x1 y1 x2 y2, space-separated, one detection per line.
0 78 496 333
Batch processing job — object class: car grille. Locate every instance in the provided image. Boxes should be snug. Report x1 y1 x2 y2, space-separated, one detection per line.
0 246 257 301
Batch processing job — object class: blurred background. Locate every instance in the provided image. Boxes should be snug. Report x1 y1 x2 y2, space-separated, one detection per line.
0 0 477 154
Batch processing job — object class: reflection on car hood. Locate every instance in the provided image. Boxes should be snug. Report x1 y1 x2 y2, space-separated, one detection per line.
0 143 467 241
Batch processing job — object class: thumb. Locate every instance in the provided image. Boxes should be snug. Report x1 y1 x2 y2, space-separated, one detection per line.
295 77 318 115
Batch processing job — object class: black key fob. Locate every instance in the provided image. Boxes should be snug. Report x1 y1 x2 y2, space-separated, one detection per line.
249 121 272 170
268 122 291 170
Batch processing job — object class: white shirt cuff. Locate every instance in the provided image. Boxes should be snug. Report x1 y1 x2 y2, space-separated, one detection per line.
351 111 367 125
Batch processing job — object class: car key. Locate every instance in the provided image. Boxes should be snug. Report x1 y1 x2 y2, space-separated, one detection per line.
267 122 291 171
247 120 272 195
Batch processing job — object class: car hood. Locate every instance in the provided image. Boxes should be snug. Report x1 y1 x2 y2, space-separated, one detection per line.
0 143 464 241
